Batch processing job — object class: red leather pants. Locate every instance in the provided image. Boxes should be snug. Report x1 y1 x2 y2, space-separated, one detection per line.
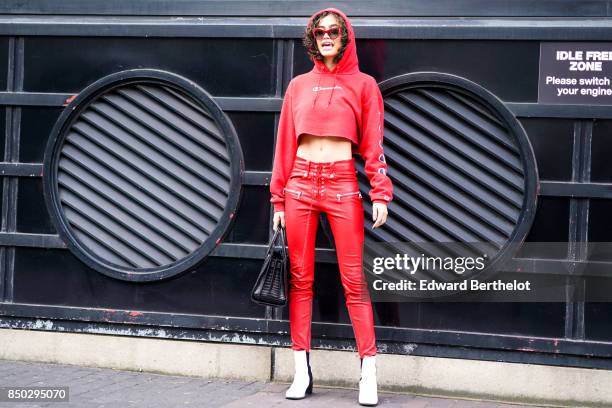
283 154 376 358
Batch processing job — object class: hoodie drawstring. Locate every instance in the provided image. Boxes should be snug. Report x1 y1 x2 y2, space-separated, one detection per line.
312 72 322 108
312 69 338 109
327 71 337 107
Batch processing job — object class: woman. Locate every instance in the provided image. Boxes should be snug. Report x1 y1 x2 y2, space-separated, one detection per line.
269 7 393 406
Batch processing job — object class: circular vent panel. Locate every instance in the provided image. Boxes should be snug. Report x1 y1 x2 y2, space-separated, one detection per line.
43 69 243 282
358 72 538 296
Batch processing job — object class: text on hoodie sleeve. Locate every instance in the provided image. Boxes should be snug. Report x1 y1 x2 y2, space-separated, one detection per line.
269 80 297 213
358 77 394 205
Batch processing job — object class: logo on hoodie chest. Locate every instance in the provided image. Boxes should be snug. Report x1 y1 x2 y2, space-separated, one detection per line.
312 85 343 92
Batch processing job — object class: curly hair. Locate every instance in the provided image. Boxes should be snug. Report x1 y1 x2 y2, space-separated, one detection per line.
302 10 349 65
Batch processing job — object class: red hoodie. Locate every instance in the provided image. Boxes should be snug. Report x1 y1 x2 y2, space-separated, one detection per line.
269 7 394 212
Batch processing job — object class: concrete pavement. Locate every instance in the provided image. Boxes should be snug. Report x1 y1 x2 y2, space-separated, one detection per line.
0 359 550 408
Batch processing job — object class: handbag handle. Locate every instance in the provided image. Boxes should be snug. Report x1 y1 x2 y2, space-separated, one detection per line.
266 226 287 258
276 226 288 260
278 226 288 260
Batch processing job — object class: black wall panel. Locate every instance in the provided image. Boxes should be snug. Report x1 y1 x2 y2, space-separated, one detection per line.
23 37 275 96
13 248 265 318
20 107 63 163
591 120 612 182
17 178 56 234
520 118 574 182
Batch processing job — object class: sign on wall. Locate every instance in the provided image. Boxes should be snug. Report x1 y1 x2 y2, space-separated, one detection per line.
538 42 612 105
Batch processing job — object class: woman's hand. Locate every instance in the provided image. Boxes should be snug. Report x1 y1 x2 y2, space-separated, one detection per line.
273 211 285 231
371 202 388 229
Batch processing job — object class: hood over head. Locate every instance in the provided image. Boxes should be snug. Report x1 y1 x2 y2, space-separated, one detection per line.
307 7 359 108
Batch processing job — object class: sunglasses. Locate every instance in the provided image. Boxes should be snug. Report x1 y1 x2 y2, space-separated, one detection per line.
313 27 341 40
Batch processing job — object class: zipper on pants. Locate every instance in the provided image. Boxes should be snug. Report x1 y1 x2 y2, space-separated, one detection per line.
336 191 362 201
284 187 303 198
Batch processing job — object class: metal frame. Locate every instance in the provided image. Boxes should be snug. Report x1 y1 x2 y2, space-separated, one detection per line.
0 36 22 304
1 0 611 17
0 5 611 369
0 17 612 40
2 303 612 370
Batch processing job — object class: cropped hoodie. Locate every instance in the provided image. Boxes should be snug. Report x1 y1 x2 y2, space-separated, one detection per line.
269 7 394 212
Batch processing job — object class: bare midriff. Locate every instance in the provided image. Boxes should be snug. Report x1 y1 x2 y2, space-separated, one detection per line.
296 133 354 162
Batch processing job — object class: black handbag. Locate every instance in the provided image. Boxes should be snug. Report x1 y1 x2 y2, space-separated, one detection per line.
251 226 289 307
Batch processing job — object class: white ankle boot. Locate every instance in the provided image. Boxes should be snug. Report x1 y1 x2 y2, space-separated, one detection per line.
358 355 378 406
285 350 313 399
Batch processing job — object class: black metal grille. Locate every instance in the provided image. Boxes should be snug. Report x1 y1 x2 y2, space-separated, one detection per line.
57 83 231 268
358 73 537 283
44 70 243 281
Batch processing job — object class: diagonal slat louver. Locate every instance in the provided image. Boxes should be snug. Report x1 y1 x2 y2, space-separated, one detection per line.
357 73 538 298
43 69 244 282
